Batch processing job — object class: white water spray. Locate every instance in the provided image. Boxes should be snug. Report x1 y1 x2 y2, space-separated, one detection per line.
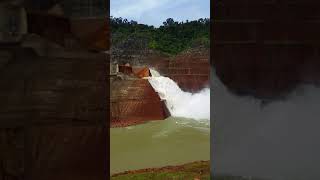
147 69 210 121
211 67 320 180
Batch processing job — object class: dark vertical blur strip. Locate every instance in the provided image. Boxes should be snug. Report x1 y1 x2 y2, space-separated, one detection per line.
0 0 110 179
212 0 320 180
101 0 110 178
106 0 111 177
210 0 214 178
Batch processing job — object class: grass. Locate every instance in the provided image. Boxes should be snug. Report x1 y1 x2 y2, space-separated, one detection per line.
111 161 265 180
111 161 210 180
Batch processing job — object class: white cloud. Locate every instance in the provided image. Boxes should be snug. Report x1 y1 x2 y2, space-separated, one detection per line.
111 0 210 27
111 0 175 18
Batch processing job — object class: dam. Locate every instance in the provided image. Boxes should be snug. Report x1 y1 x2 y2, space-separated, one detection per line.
110 47 210 127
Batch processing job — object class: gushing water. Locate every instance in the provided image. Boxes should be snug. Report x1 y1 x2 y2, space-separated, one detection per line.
212 67 320 180
147 69 210 121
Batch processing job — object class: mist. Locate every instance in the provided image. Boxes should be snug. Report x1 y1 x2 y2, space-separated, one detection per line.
148 69 210 121
212 68 320 180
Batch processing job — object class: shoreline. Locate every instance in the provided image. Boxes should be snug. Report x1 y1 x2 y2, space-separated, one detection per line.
110 119 164 128
111 160 210 178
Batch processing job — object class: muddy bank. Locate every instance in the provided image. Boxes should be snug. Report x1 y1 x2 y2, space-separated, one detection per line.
111 161 210 179
111 160 258 180
111 118 163 128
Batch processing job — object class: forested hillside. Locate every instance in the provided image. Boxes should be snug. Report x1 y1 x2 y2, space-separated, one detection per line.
110 17 210 55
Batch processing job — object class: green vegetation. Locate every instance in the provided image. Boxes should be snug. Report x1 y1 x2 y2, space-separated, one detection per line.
111 161 210 180
110 17 210 55
111 160 265 180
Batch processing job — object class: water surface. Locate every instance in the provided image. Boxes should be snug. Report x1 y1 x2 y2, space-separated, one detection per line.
110 117 210 174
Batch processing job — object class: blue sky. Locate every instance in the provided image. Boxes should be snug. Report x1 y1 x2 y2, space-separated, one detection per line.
111 0 210 27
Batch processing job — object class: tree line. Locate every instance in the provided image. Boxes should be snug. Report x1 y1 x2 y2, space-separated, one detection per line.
110 17 210 55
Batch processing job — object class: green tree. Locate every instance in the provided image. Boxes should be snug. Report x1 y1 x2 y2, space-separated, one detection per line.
110 16 210 55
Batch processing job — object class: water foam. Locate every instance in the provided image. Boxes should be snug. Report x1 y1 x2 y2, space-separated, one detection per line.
147 69 210 121
211 67 320 180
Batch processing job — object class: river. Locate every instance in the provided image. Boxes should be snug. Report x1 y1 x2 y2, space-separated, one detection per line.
110 117 210 174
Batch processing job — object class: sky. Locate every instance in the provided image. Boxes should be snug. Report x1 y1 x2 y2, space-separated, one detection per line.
110 0 210 27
